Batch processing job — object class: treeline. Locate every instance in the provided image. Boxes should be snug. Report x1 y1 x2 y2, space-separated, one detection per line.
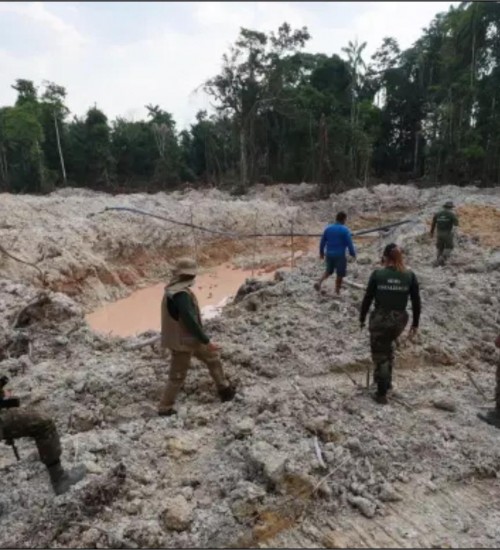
1 1 499 195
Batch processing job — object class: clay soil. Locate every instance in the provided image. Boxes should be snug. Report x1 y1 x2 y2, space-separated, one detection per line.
0 183 499 548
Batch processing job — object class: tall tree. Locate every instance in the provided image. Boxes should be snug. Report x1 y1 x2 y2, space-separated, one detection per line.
84 107 113 188
205 23 310 191
41 81 69 185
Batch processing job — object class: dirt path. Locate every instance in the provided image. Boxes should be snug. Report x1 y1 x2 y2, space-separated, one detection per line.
265 478 500 548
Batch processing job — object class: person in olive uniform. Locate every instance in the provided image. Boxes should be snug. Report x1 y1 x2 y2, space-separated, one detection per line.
0 375 86 495
477 334 500 429
158 258 236 416
430 200 459 266
360 244 421 404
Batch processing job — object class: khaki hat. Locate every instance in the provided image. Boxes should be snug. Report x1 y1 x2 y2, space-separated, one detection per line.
172 257 197 277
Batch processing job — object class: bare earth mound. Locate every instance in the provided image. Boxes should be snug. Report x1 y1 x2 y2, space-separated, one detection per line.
0 183 499 548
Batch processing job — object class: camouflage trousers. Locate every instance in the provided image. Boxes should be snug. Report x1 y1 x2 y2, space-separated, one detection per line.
159 344 230 411
436 232 454 265
1 408 61 466
369 309 409 396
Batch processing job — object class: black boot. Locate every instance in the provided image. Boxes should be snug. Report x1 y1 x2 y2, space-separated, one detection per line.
374 392 388 405
47 461 86 495
376 363 390 404
477 409 500 429
158 408 177 417
219 385 236 402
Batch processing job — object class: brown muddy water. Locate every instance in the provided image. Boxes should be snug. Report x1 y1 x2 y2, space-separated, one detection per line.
86 262 288 337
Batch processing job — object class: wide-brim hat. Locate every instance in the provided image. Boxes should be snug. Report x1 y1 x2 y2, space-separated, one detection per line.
172 257 198 277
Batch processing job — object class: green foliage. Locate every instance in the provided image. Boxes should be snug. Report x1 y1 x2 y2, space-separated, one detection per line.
1 4 500 194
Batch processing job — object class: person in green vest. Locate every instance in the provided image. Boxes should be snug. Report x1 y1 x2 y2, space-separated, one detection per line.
360 243 421 404
430 200 459 266
477 333 500 429
158 258 236 416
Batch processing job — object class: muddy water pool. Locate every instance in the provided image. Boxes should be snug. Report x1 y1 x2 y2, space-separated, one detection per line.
86 262 284 337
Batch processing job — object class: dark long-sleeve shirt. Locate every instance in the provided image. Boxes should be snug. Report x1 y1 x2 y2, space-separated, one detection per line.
360 267 421 328
167 291 210 344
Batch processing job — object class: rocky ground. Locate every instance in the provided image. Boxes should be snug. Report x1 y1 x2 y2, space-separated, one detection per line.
0 183 499 548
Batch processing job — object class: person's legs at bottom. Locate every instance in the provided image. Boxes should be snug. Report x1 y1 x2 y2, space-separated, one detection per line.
334 256 347 295
315 257 335 291
370 336 393 402
388 311 409 391
2 409 86 494
435 238 445 266
369 310 402 404
158 351 191 414
193 345 235 402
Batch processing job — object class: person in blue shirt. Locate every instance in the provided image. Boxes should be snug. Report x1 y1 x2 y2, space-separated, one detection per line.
314 211 356 294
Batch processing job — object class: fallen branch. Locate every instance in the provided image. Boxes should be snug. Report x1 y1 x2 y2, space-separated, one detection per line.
391 395 413 411
291 381 307 399
65 324 81 337
124 334 161 351
336 364 412 410
295 455 352 523
343 279 364 290
313 436 327 470
312 455 350 496
0 244 45 277
466 371 492 401
336 364 363 388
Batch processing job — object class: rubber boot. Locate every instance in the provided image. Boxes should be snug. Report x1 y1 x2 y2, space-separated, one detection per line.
375 361 390 404
387 362 393 392
375 393 388 405
219 385 236 403
47 461 86 495
477 409 500 429
158 408 177 417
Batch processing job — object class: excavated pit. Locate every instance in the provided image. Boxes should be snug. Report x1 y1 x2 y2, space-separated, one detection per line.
85 254 309 338
0 183 500 549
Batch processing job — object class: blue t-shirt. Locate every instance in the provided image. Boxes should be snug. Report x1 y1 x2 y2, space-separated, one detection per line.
320 222 356 258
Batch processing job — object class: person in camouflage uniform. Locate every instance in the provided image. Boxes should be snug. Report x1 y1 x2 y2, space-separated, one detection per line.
0 375 86 495
360 244 421 404
430 200 459 266
158 258 236 416
477 334 500 429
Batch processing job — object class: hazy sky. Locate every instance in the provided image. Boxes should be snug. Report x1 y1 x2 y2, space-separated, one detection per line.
0 1 457 129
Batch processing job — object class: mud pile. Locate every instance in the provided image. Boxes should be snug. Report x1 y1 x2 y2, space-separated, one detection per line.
0 183 499 548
